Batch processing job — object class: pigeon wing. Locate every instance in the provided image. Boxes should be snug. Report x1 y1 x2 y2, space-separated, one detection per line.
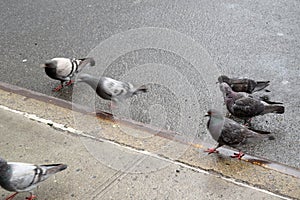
219 119 246 147
101 77 130 97
8 162 40 192
232 97 264 117
227 78 251 92
52 58 73 78
8 162 67 192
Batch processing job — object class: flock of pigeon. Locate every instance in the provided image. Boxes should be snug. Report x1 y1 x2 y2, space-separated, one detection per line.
0 57 285 199
205 75 284 159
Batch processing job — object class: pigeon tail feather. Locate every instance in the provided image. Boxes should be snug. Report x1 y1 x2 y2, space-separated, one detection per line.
263 105 285 114
259 96 283 105
81 57 96 66
248 127 271 135
133 85 148 95
252 81 270 92
76 57 95 72
247 128 275 140
42 164 67 174
263 100 283 105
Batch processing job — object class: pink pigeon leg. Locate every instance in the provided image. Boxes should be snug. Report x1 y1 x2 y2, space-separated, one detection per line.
52 84 63 92
231 151 245 160
204 148 219 154
65 80 74 86
25 193 37 200
5 192 18 200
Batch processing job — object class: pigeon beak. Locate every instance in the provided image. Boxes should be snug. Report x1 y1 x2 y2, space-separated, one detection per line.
40 64 46 68
204 114 209 117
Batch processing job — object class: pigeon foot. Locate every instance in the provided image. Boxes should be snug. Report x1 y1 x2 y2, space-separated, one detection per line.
5 192 18 200
204 148 219 154
244 119 252 127
65 80 74 86
53 84 63 92
25 194 37 200
231 152 245 160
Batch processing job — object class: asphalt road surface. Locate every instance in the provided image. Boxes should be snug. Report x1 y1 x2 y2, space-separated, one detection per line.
0 0 299 168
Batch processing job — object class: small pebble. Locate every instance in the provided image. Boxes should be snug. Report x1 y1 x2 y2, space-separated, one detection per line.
281 80 289 85
277 32 284 36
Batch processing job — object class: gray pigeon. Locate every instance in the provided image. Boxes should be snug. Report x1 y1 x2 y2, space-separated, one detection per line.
41 57 95 91
219 82 284 124
204 109 274 159
218 75 270 93
0 157 67 200
76 73 148 104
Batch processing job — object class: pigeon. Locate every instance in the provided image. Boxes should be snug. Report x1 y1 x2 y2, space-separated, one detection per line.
41 57 95 91
219 82 282 104
204 109 274 159
76 73 148 105
219 82 284 124
218 75 270 93
0 157 67 200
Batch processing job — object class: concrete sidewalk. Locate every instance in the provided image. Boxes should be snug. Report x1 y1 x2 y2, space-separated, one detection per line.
0 107 285 200
0 83 299 200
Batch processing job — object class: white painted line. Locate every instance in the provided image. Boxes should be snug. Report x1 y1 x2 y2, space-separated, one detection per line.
0 105 96 140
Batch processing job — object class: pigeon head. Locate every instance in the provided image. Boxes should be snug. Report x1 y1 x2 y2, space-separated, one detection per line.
205 109 224 119
219 82 233 94
41 60 57 68
205 110 212 117
217 75 230 83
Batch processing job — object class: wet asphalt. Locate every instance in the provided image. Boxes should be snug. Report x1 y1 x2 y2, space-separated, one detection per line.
0 0 299 168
